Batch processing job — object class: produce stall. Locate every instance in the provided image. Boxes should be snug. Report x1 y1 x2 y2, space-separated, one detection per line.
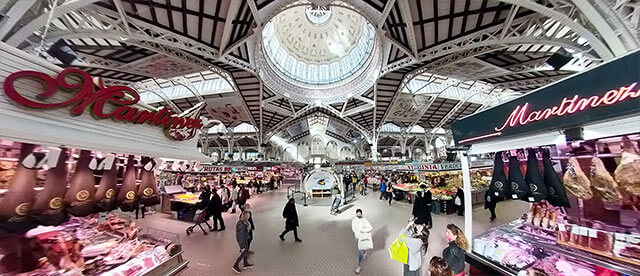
0 42 209 275
452 50 640 275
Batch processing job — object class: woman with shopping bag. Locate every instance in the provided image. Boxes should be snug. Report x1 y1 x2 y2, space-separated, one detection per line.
390 219 430 276
351 209 373 274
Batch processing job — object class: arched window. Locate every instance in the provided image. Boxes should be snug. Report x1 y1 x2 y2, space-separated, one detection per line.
326 140 338 159
311 135 324 155
297 142 310 159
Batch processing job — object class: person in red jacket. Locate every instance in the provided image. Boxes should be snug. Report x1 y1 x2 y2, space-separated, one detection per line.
238 185 251 212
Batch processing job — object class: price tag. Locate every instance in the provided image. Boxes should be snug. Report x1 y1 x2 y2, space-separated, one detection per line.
528 197 535 202
615 233 627 241
571 225 580 234
512 194 518 199
558 224 566 231
579 227 589 236
588 228 598 238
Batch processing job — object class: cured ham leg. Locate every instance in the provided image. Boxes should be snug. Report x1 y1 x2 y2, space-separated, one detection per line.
95 154 118 212
563 157 593 199
0 143 39 233
615 137 640 196
138 157 160 206
118 155 139 212
525 149 547 202
33 148 69 225
590 157 622 202
64 150 96 217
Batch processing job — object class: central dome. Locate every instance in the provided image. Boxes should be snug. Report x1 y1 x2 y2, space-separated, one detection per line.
262 4 375 85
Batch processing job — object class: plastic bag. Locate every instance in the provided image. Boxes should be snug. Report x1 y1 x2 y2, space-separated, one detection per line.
389 234 409 264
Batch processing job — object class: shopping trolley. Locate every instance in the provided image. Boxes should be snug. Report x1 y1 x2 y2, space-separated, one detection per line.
186 209 212 236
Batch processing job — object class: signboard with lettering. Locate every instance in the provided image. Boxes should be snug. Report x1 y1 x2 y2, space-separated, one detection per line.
451 51 640 145
2 68 205 141
405 162 462 171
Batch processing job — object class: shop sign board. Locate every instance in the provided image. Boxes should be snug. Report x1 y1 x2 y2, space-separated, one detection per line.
452 50 640 145
2 68 205 141
405 162 462 171
200 166 231 173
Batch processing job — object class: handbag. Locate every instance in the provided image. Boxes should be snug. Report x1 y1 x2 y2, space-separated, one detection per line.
389 234 409 264
358 233 373 250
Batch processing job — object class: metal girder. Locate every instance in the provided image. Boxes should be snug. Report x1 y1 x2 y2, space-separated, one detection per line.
0 0 38 40
4 0 100 46
394 0 418 58
23 6 219 61
497 0 614 59
610 0 640 39
492 73 570 89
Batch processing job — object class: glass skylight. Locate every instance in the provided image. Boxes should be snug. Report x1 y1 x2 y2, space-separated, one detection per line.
262 18 375 85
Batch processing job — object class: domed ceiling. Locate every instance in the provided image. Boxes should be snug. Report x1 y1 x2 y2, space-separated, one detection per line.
262 5 376 85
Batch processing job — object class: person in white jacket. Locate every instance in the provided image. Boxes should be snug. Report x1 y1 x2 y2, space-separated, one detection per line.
351 209 373 274
230 184 240 213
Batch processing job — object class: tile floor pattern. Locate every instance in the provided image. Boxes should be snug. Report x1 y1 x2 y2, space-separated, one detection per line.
136 188 529 276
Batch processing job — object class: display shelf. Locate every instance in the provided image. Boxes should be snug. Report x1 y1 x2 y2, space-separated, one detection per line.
465 252 517 276
143 251 189 276
496 223 640 276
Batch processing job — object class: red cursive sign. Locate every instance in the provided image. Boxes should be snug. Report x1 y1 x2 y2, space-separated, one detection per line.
3 69 205 141
494 82 638 132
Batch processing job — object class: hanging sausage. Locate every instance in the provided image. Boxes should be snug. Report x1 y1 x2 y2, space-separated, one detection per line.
138 157 160 206
508 153 528 200
488 151 509 200
64 150 96 217
542 150 571 207
118 155 139 212
94 154 118 212
0 143 39 234
525 149 548 202
32 147 69 225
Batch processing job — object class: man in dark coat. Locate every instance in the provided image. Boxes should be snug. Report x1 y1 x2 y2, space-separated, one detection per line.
484 190 498 222
412 185 433 228
209 187 225 231
279 198 302 242
238 186 250 211
455 188 465 216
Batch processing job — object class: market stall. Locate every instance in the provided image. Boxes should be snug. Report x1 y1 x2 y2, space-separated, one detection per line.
452 50 640 275
0 42 210 275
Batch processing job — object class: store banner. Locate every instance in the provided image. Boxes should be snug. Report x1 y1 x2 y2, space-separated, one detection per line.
406 162 461 171
199 166 231 173
452 50 640 144
2 68 206 141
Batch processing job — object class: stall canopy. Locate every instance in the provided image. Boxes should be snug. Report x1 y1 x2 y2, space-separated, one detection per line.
452 50 640 152
0 42 210 161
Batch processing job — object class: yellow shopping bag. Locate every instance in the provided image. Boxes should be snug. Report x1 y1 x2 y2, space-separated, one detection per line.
389 234 409 264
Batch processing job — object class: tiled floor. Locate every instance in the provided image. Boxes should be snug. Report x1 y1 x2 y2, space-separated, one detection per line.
137 187 529 276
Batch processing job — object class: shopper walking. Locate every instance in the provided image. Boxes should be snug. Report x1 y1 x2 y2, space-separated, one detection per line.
399 220 430 276
238 186 250 212
209 187 225 231
362 175 368 195
429 257 452 276
220 185 230 211
231 184 240 213
443 224 469 276
386 183 394 206
484 190 497 222
244 203 255 254
379 179 387 200
412 187 432 229
351 209 373 274
454 188 464 216
279 198 302 242
232 211 254 273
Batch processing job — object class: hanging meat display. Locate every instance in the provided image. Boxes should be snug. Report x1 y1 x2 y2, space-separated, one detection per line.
138 157 160 206
0 143 40 233
32 147 68 226
118 155 139 212
590 157 622 202
508 154 529 200
614 137 640 196
563 157 593 199
489 151 509 199
543 150 571 207
64 150 96 217
600 143 618 173
94 154 118 212
525 149 548 202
